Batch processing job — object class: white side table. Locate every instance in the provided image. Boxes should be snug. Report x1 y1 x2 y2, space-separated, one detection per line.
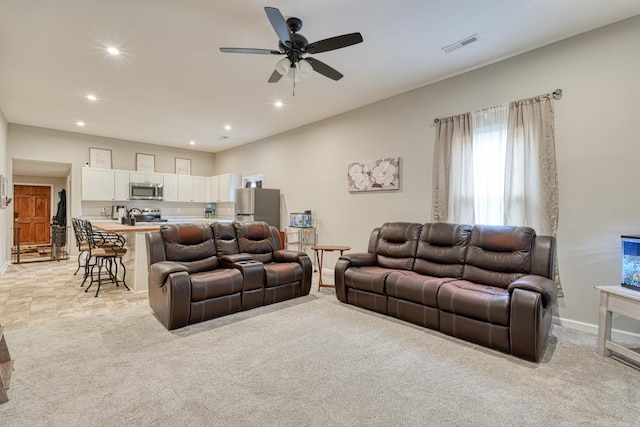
595 285 640 364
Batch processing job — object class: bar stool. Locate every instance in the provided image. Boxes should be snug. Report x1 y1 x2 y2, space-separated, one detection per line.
81 220 129 297
71 218 90 275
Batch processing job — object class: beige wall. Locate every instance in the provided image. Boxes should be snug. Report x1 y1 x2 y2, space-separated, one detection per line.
215 16 640 331
7 124 217 226
0 108 8 273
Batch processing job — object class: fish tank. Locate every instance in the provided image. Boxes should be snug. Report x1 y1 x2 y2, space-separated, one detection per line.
289 211 312 228
621 235 640 291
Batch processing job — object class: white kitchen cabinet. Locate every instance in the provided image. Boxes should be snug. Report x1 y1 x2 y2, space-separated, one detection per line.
82 168 115 201
114 169 130 201
207 173 240 202
163 173 178 202
193 176 207 203
177 175 193 202
207 175 220 202
129 171 163 185
82 167 130 201
177 174 206 202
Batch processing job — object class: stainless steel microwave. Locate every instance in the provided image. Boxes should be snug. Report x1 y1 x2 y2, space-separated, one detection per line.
129 182 163 200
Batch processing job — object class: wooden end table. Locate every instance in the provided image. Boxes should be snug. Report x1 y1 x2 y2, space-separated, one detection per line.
311 245 351 291
595 285 640 365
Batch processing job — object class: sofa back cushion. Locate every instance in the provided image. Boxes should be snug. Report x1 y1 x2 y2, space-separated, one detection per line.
462 225 535 288
233 221 274 263
212 222 239 255
375 222 422 270
414 223 472 278
160 223 219 274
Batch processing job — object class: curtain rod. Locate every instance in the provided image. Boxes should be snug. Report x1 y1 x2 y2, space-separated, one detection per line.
433 89 562 124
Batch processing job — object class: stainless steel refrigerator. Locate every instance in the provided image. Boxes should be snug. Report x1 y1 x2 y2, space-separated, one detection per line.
235 188 281 229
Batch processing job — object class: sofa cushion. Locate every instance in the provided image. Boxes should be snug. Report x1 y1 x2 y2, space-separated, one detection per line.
376 222 422 270
414 223 471 278
160 223 219 273
264 262 303 287
437 280 510 326
190 268 244 302
234 221 274 263
386 271 452 307
344 266 395 294
212 222 239 256
462 225 535 289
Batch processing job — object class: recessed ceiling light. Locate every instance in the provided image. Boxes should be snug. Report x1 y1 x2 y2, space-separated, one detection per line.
76 121 85 127
224 124 232 131
274 101 283 108
87 94 97 101
107 46 120 55
189 140 195 145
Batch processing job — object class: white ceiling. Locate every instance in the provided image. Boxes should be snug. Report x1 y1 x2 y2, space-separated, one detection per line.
1 1 639 153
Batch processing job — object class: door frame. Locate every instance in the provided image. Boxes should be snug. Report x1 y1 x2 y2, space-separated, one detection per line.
12 182 55 246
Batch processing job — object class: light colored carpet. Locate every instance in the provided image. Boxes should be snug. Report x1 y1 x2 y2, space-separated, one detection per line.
1 293 640 426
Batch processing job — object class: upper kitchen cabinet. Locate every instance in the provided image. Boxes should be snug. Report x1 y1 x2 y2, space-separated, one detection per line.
82 167 129 201
163 173 178 202
208 173 240 203
129 171 163 185
177 174 207 203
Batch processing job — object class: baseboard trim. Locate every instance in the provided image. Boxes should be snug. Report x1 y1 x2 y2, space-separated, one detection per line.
0 261 7 276
553 316 640 344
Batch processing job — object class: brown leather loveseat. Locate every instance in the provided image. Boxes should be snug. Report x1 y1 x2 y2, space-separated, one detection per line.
335 222 556 362
146 221 312 330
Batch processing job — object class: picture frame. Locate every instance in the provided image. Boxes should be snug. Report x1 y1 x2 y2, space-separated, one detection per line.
89 147 112 169
347 157 400 192
136 153 155 172
175 157 191 175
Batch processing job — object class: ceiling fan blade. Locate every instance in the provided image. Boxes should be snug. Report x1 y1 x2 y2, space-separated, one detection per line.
305 57 343 81
220 47 282 55
306 33 363 54
268 69 283 83
264 7 293 47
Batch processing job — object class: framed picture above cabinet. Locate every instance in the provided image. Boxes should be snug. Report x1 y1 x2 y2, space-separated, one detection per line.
136 153 155 172
89 148 112 169
175 157 191 175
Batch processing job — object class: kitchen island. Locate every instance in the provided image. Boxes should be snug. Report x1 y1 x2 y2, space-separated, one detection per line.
92 222 161 293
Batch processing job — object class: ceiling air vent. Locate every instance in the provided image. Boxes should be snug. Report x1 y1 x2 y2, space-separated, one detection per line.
441 34 480 53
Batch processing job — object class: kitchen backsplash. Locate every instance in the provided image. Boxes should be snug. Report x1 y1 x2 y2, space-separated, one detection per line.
81 200 236 219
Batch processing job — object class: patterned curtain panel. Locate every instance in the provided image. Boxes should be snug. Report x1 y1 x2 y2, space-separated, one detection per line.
505 94 562 296
432 113 474 224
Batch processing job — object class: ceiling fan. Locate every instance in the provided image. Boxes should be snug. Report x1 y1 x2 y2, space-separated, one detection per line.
220 6 363 87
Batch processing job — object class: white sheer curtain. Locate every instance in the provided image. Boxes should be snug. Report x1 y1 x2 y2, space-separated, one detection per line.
433 93 561 295
471 105 509 225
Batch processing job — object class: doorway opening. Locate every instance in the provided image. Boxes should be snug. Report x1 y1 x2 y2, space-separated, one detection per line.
11 159 71 264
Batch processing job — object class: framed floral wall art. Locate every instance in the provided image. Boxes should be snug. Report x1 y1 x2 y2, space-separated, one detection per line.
347 157 400 192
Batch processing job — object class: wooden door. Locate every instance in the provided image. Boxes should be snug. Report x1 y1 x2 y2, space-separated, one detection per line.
13 185 51 246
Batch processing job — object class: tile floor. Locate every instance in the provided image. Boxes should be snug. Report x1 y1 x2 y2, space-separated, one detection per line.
0 259 148 332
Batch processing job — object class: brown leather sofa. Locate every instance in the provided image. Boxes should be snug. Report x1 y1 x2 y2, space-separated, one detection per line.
146 221 312 330
335 222 556 362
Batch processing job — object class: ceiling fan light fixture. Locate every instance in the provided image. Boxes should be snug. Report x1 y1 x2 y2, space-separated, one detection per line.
276 57 290 75
298 59 312 78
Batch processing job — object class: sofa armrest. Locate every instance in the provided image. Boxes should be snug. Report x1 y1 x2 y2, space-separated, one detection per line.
273 249 306 263
508 275 556 308
334 253 376 303
147 269 191 330
221 253 254 263
148 261 189 289
340 252 377 267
